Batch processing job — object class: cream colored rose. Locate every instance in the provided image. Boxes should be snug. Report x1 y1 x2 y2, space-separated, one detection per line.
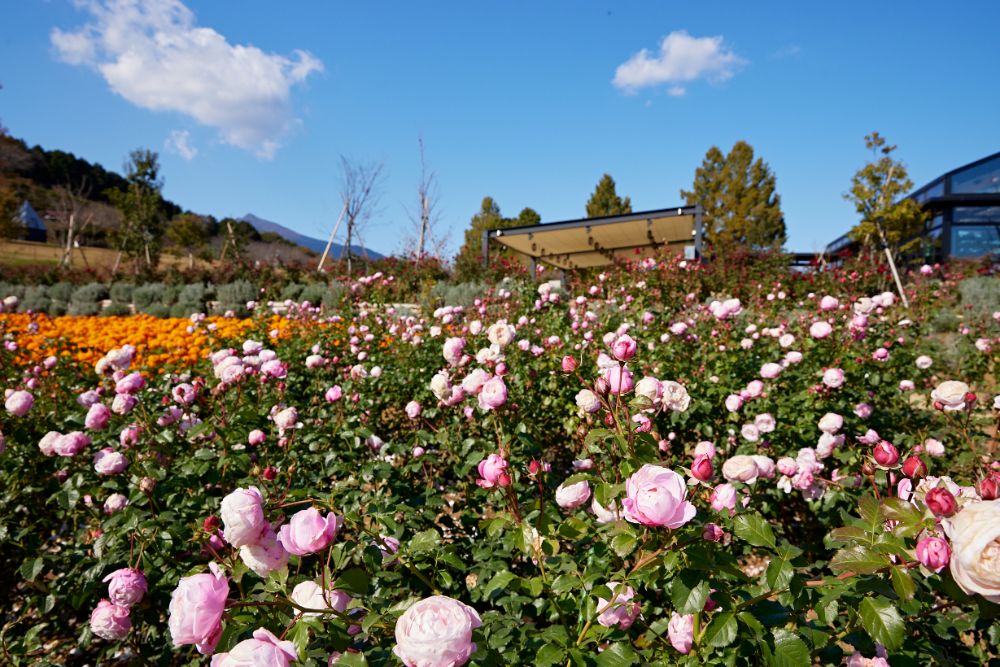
932 380 970 411
944 499 1000 602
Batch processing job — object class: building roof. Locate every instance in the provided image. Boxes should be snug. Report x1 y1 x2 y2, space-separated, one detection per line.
15 201 47 231
488 206 701 270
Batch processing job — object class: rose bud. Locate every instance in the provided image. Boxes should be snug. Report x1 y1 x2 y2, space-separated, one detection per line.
902 455 928 479
861 460 876 477
690 454 713 482
497 472 512 488
978 475 1000 501
139 476 156 494
262 466 278 481
873 441 899 467
925 487 958 517
965 392 977 405
594 376 610 396
561 356 577 373
603 412 616 427
203 516 221 532
528 460 542 476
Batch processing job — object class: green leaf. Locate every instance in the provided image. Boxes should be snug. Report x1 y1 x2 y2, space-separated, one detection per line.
889 565 916 601
733 513 776 549
594 641 639 667
858 596 905 651
409 528 440 553
610 532 638 559
768 628 810 667
335 651 370 666
702 612 738 648
482 570 517 597
20 557 43 582
671 570 711 615
333 568 370 596
765 556 794 590
536 643 566 666
829 545 887 575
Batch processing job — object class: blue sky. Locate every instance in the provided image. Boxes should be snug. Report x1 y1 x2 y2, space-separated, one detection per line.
3 1 999 256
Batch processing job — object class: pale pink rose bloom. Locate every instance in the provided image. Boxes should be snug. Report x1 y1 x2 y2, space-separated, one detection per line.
603 366 634 395
751 455 776 479
741 423 760 442
461 368 490 395
393 596 481 667
104 568 147 607
290 580 351 618
477 376 508 411
325 385 343 402
854 403 873 419
899 379 915 391
915 355 933 369
660 381 690 412
115 372 145 394
104 493 129 515
694 441 716 458
575 389 601 414
809 321 833 339
210 628 297 667
818 412 843 434
668 612 695 654
754 413 776 433
722 455 760 483
610 334 637 361
220 487 266 548
476 453 508 488
817 433 844 458
39 431 61 456
872 348 889 362
596 582 640 629
239 524 289 577
819 295 839 311
442 337 466 366
822 368 845 388
760 363 783 379
273 407 299 431
634 376 662 404
5 390 33 416
925 438 946 457
405 401 422 420
710 483 738 512
725 394 743 413
746 380 764 397
776 457 798 476
944 500 1000 602
622 465 696 528
55 431 91 457
90 599 131 641
94 448 128 475
111 393 137 415
168 562 229 654
85 403 111 430
555 480 591 510
278 508 339 556
248 429 267 446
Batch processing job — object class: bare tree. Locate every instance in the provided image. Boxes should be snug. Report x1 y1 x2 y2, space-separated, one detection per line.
339 156 384 275
411 136 441 259
51 179 95 269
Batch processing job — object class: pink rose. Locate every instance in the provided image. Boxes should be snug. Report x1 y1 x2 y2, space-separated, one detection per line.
461 368 490 395
610 334 637 361
622 464 696 529
760 363 783 379
668 612 694 654
248 429 267 446
405 401 422 420
809 321 833 339
325 385 343 402
818 412 843 434
239 523 289 577
111 393 136 415
710 483 737 512
115 372 145 394
55 431 91 457
476 453 509 488
172 382 197 405
555 480 591 510
596 582 640 629
690 454 713 482
104 568 147 607
278 508 339 556
477 376 507 411
393 595 481 667
221 487 266 548
722 455 760 483
90 599 131 641
85 403 111 431
210 628 298 667
290 580 351 618
604 366 634 395
822 368 845 388
819 295 839 311
104 493 129 515
442 337 466 367
168 562 229 654
915 536 950 573
273 407 298 431
5 390 33 416
94 448 128 475
575 389 601 414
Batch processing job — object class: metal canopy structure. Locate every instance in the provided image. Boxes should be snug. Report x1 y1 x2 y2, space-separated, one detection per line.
483 206 702 271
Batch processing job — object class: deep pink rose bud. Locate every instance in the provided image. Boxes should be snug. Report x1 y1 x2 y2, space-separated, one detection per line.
902 455 927 479
103 568 148 607
610 334 637 361
873 441 899 467
561 355 577 373
497 472 512 488
690 454 713 482
915 536 950 573
90 599 131 641
925 487 957 517
978 474 1000 501
262 466 278 481
603 366 634 395
603 412 616 427
528 460 542 476
203 516 221 532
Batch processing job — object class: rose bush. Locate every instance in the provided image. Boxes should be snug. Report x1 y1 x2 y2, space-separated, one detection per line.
0 254 998 665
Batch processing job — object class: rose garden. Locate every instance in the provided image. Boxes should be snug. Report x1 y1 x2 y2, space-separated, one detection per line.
1 255 999 666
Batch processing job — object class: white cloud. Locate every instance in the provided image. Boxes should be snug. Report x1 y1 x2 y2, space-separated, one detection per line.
165 129 197 160
613 30 746 95
51 0 323 159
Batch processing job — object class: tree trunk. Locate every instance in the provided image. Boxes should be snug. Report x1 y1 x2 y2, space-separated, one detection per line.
346 218 353 276
61 212 76 269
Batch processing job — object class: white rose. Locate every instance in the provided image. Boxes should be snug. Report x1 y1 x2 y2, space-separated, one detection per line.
931 380 970 411
722 455 760 484
945 500 1000 602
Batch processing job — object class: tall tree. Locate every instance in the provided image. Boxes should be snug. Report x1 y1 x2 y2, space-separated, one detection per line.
167 213 210 269
844 132 926 252
408 136 441 259
586 174 632 218
681 141 786 251
106 149 165 275
339 156 384 275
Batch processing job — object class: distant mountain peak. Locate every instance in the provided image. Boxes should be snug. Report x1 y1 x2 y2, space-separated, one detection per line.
239 213 383 259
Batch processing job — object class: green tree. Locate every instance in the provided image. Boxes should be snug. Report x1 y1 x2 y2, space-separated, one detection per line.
106 149 165 274
454 197 537 281
585 174 632 218
844 132 926 252
681 141 786 252
166 213 210 269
